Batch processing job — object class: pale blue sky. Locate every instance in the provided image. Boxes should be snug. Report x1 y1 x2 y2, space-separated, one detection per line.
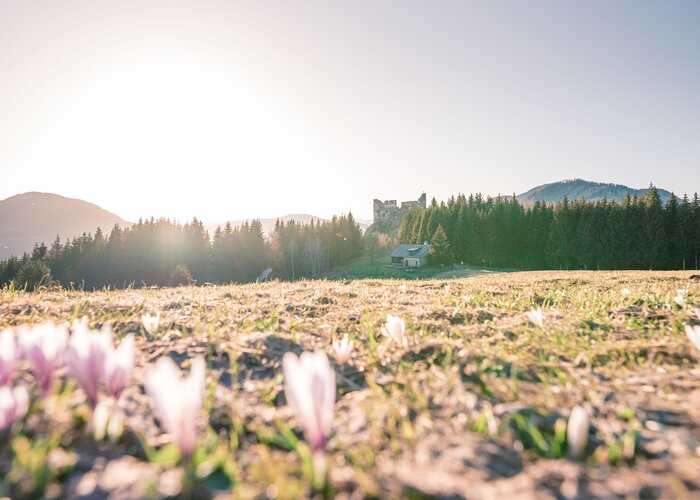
0 1 698 222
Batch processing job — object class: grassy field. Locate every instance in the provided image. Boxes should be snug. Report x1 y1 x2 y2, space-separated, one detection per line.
323 254 505 280
1 271 699 498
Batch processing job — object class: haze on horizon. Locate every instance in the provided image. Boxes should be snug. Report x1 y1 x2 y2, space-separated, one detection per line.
1 1 698 223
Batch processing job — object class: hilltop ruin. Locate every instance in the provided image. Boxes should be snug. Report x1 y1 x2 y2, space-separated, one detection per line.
373 193 426 227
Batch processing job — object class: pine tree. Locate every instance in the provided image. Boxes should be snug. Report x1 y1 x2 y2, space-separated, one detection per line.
428 224 454 266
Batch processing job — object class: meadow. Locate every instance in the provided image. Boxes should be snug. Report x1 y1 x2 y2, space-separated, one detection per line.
0 271 699 498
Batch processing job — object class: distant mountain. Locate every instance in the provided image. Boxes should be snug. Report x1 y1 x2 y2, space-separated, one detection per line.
0 192 129 260
517 179 673 207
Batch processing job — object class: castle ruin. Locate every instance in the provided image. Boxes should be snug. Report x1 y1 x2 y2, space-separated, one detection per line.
373 193 427 226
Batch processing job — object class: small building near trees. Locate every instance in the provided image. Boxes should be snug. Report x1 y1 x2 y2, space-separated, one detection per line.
390 243 431 268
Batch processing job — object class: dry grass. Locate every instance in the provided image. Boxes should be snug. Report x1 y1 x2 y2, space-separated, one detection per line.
1 271 699 498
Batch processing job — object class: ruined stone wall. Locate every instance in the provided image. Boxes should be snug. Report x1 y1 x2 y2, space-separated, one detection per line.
373 193 426 226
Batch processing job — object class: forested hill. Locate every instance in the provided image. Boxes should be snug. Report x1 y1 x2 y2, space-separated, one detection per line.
0 192 128 260
399 188 700 271
517 179 672 207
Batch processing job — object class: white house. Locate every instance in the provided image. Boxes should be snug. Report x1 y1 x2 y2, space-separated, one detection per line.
390 243 430 268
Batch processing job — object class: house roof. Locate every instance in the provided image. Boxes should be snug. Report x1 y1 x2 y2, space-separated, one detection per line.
390 243 430 259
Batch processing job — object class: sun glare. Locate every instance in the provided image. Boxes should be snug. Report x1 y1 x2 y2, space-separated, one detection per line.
40 57 314 220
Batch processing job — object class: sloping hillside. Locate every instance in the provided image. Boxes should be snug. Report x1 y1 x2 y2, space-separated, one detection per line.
517 179 672 206
0 192 128 259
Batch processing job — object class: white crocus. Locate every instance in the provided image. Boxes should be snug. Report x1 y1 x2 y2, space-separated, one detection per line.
567 405 589 458
282 350 336 453
381 314 407 347
145 356 206 458
685 324 700 353
674 289 687 309
141 312 161 337
93 397 125 441
525 308 544 327
104 334 135 400
331 335 354 363
0 328 19 385
0 385 29 431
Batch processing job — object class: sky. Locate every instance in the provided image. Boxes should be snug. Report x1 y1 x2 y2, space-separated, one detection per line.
1 1 698 222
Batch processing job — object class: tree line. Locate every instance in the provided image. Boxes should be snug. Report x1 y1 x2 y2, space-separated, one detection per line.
0 214 363 290
398 187 700 270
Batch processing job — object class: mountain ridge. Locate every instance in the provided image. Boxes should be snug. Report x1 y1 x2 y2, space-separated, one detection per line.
0 192 129 260
516 179 673 206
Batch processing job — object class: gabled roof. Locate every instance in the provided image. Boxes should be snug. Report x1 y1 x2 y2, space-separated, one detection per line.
390 243 430 259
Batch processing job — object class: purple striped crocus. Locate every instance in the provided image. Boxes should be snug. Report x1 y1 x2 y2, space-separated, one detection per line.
18 322 68 395
0 328 20 385
65 319 112 408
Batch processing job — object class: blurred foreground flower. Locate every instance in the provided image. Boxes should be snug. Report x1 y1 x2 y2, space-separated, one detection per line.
0 384 29 431
0 328 19 385
381 314 407 347
93 397 125 441
685 324 700 353
142 312 161 336
674 289 687 309
567 405 589 458
66 320 112 408
331 335 354 363
104 335 135 400
525 308 544 327
145 356 206 458
283 350 336 454
18 322 68 395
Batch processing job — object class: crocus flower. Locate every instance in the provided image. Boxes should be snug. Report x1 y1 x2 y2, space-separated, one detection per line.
525 308 544 327
685 324 700 353
620 288 631 296
444 284 451 296
145 356 206 457
65 320 112 408
0 328 19 385
381 314 407 347
141 312 160 336
92 397 125 441
282 350 336 453
17 322 68 395
0 384 29 431
331 335 354 363
104 335 135 400
567 405 589 458
674 289 687 309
